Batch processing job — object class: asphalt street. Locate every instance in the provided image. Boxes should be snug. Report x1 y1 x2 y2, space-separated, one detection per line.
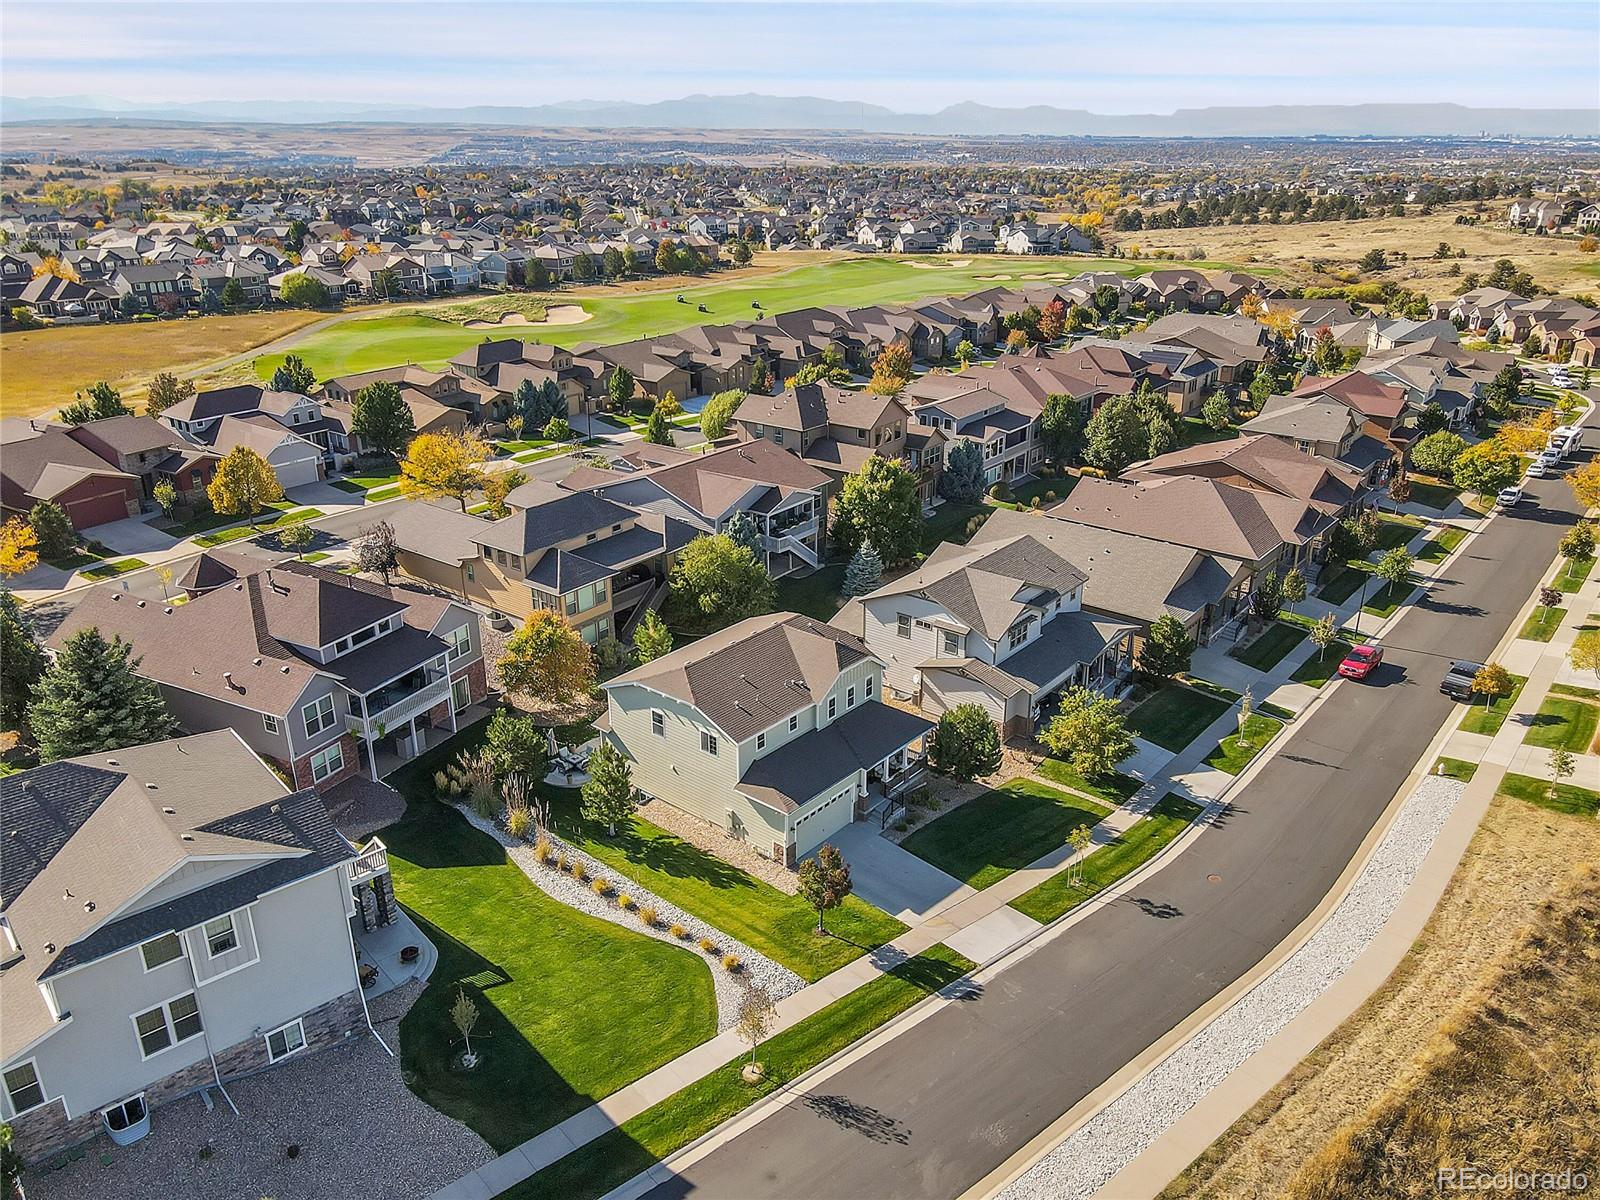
641 406 1597 1200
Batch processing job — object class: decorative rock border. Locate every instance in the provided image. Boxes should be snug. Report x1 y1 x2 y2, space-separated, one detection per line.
998 773 1466 1200
456 807 803 1029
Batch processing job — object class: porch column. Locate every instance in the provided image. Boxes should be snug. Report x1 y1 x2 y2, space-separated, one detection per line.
449 687 459 733
366 732 378 782
408 715 419 760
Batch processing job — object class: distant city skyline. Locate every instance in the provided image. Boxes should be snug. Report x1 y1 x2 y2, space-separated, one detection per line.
5 1 1599 115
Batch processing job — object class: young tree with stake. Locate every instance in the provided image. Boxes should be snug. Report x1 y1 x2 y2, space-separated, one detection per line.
796 843 852 935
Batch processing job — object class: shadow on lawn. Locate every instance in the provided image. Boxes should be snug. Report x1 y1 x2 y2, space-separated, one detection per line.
542 785 755 892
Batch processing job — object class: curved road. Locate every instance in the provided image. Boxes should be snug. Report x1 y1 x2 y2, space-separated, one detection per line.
642 407 1596 1200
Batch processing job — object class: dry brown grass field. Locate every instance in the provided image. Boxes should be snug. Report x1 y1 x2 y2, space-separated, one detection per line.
1161 794 1600 1200
1123 202 1599 299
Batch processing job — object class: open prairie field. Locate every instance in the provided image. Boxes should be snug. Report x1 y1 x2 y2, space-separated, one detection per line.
1160 793 1600 1200
1124 202 1597 300
247 252 1243 382
0 309 331 419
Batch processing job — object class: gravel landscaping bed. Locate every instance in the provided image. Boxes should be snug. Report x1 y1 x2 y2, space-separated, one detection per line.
998 774 1465 1200
25 981 489 1200
635 795 800 895
456 806 803 1028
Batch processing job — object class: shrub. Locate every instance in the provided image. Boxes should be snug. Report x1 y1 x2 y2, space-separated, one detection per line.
618 894 635 910
433 770 450 794
722 954 743 973
988 480 1011 501
591 877 614 897
572 861 589 883
669 922 688 939
533 834 553 864
1079 466 1106 479
556 852 571 873
697 936 718 953
638 904 658 927
1045 490 1057 502
504 806 532 840
1030 496 1043 509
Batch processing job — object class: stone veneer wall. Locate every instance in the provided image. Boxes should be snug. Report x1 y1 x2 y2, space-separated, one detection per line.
11 990 367 1165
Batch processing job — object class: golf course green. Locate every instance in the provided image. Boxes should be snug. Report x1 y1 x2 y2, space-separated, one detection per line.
252 253 1257 381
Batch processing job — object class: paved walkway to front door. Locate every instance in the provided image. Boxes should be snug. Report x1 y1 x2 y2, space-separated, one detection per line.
829 820 976 923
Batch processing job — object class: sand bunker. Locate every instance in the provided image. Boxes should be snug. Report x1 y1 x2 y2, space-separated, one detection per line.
976 274 1013 281
466 304 592 330
903 258 971 269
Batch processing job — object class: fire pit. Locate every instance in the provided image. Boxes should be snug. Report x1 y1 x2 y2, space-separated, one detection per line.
400 945 420 964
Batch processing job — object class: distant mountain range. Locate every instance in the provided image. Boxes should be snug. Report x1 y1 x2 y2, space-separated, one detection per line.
4 94 1597 138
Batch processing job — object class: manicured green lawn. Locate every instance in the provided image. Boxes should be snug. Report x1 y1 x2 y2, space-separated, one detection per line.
923 500 989 551
253 255 1242 381
504 944 975 1200
1373 513 1426 552
78 556 147 581
1009 793 1204 924
540 787 904 983
192 507 321 547
1519 606 1567 642
1034 758 1143 807
1405 477 1460 512
993 475 1076 510
1553 555 1596 593
1316 563 1370 604
1552 683 1600 700
1229 621 1306 672
1361 576 1414 619
330 471 402 493
773 562 847 622
1416 526 1467 565
1201 713 1284 775
1458 674 1527 736
382 727 716 1153
1289 640 1352 688
1125 684 1231 752
1496 772 1600 817
1521 696 1600 753
1175 417 1241 450
1432 757 1479 782
898 779 1110 890
163 499 294 539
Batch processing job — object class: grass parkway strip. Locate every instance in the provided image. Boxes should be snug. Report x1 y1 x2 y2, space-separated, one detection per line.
1009 793 1205 924
500 944 976 1200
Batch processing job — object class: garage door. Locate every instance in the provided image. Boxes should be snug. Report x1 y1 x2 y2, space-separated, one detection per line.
793 784 856 858
272 454 322 490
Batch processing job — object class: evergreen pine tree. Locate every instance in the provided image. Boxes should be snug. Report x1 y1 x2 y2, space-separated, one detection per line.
0 588 45 732
722 511 764 560
30 627 173 762
841 542 884 598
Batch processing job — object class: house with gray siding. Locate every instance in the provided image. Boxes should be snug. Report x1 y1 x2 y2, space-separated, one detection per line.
0 731 390 1162
45 555 486 792
604 613 932 865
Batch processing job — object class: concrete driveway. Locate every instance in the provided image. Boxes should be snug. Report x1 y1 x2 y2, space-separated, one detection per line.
827 821 975 924
90 515 180 555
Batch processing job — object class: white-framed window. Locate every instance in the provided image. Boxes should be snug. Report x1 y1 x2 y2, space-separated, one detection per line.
204 915 238 957
827 697 837 720
140 932 183 972
847 685 856 708
132 992 203 1059
265 1018 307 1063
756 732 767 751
651 710 665 737
942 630 960 656
310 742 344 783
701 729 718 756
302 694 336 738
3 1061 45 1115
102 1094 147 1135
451 676 471 713
447 624 471 661
262 713 280 735
897 614 912 639
1007 622 1030 651
789 714 799 732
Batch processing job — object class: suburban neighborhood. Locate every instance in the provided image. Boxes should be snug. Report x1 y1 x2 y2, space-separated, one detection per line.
2 7 1599 1200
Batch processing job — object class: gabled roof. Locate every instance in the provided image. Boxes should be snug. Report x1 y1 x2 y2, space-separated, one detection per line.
737 702 932 813
1126 434 1362 514
858 533 1088 640
475 491 636 556
1292 370 1409 421
0 731 353 1060
608 612 872 742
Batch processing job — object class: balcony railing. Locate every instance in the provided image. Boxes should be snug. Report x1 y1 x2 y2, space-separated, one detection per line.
766 514 819 543
350 838 390 885
353 675 451 735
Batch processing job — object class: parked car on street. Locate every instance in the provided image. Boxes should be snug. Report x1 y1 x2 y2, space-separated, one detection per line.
1440 659 1488 701
1338 643 1384 680
1497 485 1524 507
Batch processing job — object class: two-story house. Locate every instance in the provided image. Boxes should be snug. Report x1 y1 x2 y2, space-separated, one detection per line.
159 386 328 488
47 557 487 791
1241 395 1394 484
63 415 193 504
0 731 384 1162
906 384 1042 486
833 533 1135 738
0 419 142 532
605 613 933 865
388 489 695 642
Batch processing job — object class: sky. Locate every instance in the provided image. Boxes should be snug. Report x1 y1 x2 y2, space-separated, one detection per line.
3 1 1598 114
